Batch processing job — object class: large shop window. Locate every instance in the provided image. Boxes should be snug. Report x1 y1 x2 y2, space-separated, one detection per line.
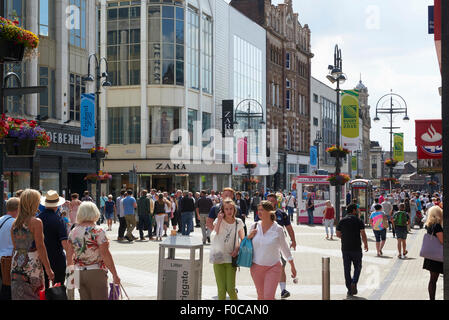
69 0 87 48
39 66 56 119
202 112 211 148
148 3 184 85
108 107 141 145
40 172 60 193
149 106 180 144
69 74 86 121
4 172 31 197
187 6 199 90
107 1 141 86
202 14 212 93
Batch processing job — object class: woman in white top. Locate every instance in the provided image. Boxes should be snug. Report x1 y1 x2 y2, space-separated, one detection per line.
247 200 297 300
209 198 245 300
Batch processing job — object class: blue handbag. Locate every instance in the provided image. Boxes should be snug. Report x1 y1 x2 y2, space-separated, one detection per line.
236 237 253 268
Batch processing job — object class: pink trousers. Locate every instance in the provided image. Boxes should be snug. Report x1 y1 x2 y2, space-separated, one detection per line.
250 262 282 300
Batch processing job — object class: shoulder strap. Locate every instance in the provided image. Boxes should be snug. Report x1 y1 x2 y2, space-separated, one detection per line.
0 216 13 231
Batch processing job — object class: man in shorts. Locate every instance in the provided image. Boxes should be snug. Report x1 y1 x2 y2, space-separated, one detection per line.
392 203 409 259
267 193 297 299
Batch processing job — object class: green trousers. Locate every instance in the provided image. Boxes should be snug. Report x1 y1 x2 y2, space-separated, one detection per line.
213 263 238 300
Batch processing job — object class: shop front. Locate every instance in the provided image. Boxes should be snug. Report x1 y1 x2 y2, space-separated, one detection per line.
103 160 231 196
3 123 96 198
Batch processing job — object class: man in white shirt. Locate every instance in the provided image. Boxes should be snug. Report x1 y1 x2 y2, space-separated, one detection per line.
0 197 19 300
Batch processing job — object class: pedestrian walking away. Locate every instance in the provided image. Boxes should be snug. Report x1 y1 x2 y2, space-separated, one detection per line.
392 203 409 259
104 195 116 231
66 201 121 300
285 192 296 223
422 206 443 300
154 194 170 241
306 193 315 226
369 204 388 257
10 190 55 300
0 197 19 300
196 191 214 245
137 190 153 241
266 193 297 299
336 204 369 298
37 190 70 289
209 198 244 300
116 190 127 241
122 190 138 242
248 201 297 300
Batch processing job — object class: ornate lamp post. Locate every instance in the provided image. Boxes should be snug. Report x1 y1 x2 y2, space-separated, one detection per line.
233 99 265 199
313 131 323 173
373 91 409 192
326 45 347 224
82 54 111 214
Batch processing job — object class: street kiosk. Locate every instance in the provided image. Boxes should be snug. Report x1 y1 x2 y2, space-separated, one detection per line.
349 179 374 225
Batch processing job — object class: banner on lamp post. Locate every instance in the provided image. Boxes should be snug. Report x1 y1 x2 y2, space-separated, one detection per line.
351 155 357 177
310 146 317 173
341 91 360 152
80 93 96 150
393 133 404 162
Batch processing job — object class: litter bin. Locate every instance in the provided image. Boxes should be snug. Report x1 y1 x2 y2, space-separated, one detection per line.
157 236 203 300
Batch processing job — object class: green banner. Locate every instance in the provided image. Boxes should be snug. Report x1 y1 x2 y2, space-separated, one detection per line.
394 133 404 162
341 91 360 151
351 155 357 171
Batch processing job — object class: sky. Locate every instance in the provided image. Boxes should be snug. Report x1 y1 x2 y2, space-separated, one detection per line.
228 0 442 152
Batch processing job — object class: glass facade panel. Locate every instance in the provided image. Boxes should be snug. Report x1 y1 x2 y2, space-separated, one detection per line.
202 14 212 93
108 107 141 144
149 107 180 144
69 73 86 121
69 0 86 48
107 2 141 86
40 172 60 193
148 3 184 86
322 97 337 165
188 109 198 146
187 6 199 90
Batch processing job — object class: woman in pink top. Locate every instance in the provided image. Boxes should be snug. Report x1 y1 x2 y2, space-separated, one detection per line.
68 193 82 225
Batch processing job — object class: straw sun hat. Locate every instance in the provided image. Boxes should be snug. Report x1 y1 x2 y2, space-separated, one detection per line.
40 190 66 208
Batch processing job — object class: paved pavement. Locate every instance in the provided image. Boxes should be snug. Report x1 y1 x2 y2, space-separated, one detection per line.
75 214 443 300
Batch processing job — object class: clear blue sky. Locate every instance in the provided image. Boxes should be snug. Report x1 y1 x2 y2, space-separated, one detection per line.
228 0 441 152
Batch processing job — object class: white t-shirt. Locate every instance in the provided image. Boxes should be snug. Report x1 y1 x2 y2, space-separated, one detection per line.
286 196 296 208
210 218 244 264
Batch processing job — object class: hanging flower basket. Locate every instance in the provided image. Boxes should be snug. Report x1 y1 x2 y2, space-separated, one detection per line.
88 146 109 159
244 162 257 169
84 172 112 184
327 173 350 186
4 138 37 157
243 177 260 184
428 181 438 186
0 17 39 62
326 145 350 158
384 158 398 167
0 114 50 157
381 177 399 185
355 175 363 179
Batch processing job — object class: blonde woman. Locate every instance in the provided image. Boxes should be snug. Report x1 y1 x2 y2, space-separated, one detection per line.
66 201 120 300
422 205 443 300
210 198 244 300
248 201 297 300
10 189 54 300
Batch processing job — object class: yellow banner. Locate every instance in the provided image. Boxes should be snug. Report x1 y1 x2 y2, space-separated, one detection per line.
394 133 404 162
341 91 359 151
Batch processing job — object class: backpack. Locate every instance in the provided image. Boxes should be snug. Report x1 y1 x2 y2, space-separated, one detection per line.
394 211 407 227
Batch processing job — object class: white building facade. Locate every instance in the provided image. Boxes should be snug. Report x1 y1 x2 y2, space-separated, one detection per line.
100 0 266 193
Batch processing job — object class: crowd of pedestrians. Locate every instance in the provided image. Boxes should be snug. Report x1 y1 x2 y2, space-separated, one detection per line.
0 185 444 301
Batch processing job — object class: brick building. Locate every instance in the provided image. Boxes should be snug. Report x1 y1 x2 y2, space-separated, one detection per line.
230 0 313 191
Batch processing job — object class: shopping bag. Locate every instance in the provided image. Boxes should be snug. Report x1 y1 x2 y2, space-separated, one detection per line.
109 283 121 300
420 233 443 262
45 282 68 300
236 237 253 268
209 233 226 264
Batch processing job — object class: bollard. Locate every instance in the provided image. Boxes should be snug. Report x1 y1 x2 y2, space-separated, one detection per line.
322 257 330 300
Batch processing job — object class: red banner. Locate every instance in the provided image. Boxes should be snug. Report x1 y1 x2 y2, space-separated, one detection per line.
415 119 442 147
417 145 442 159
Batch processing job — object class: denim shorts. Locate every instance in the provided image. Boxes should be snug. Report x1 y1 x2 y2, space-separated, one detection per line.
395 226 408 239
373 229 387 242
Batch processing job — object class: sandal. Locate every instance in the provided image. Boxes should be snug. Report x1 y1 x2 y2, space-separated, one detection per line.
403 250 408 256
398 254 402 259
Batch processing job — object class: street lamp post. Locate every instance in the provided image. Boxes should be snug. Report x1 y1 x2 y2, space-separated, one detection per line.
234 99 265 200
82 54 111 214
326 45 347 224
314 131 323 173
373 91 409 192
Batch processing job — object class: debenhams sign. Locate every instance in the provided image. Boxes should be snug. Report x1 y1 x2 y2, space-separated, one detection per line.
42 125 81 146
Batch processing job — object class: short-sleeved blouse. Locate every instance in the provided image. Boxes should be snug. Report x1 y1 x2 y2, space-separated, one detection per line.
68 225 109 271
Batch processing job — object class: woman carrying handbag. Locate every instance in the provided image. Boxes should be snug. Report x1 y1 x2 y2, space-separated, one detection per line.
209 198 244 300
420 205 443 300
